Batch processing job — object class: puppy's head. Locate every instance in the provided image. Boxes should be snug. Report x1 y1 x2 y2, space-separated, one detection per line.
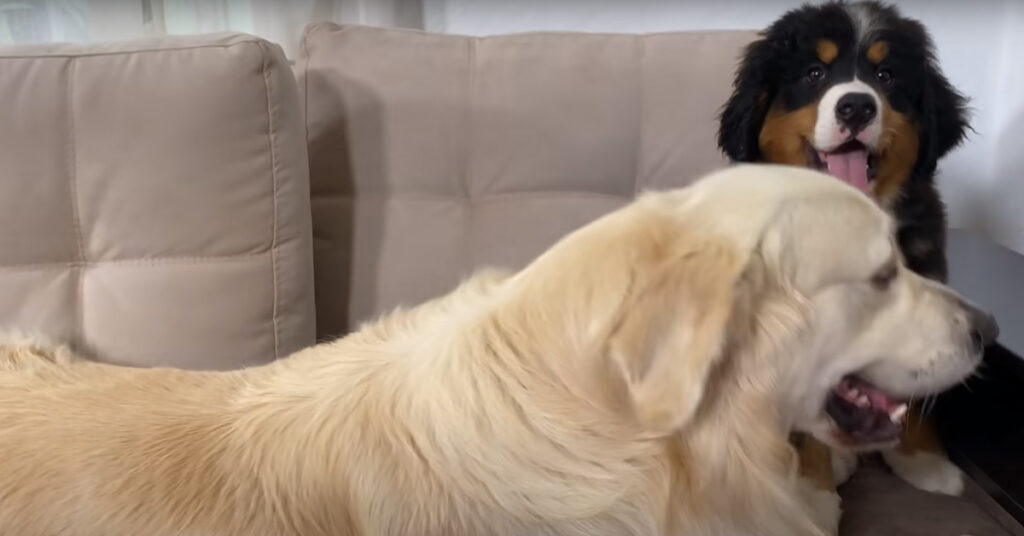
717 1 968 204
535 164 994 445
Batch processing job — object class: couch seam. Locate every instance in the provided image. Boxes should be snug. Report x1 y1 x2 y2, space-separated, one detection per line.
0 253 271 272
259 41 282 360
330 23 755 41
462 36 477 275
301 30 312 183
633 36 645 196
0 40 265 60
66 57 85 350
313 191 631 202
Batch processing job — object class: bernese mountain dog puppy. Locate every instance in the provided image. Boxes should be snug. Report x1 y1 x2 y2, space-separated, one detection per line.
717 1 971 499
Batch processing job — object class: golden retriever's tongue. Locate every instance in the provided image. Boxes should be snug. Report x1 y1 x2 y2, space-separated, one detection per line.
821 147 871 194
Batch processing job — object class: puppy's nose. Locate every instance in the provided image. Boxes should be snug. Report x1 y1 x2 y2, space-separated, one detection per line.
835 92 877 133
967 305 999 349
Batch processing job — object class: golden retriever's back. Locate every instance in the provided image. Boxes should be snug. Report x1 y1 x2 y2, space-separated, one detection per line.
0 356 266 535
0 232 680 536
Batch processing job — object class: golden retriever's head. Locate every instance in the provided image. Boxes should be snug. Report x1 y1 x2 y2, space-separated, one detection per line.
750 170 998 451
521 163 995 452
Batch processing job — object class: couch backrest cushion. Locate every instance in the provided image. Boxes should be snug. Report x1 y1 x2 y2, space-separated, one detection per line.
0 33 315 369
300 23 756 338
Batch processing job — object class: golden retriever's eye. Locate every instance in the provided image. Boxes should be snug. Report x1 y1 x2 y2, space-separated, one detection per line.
870 264 898 290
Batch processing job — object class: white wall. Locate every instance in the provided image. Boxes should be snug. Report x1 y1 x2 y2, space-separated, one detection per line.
987 1 1024 254
426 0 1024 254
0 1 419 63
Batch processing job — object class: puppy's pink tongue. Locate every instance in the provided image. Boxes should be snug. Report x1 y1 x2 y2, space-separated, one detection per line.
821 148 871 194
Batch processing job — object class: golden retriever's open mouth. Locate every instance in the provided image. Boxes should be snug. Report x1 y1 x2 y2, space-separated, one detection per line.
804 140 878 196
826 375 908 444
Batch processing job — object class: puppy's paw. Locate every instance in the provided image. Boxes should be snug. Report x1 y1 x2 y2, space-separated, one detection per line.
882 449 964 496
797 477 841 536
831 448 858 486
0 333 80 371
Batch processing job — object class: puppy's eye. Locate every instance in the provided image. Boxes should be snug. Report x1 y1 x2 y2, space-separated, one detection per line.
805 65 826 83
871 264 898 290
876 67 894 85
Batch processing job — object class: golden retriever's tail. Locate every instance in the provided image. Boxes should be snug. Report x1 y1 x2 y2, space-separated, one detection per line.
0 332 82 372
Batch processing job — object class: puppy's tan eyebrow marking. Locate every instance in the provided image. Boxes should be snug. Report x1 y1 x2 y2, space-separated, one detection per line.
817 39 839 64
867 41 889 64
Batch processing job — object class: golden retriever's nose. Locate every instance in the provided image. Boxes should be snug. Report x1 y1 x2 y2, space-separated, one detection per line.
967 306 999 350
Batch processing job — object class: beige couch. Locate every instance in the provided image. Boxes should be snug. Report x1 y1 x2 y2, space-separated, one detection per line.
0 24 1019 536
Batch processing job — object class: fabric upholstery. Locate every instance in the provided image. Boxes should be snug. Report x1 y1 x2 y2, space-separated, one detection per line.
299 24 1022 536
839 456 1020 536
299 23 755 338
0 33 315 369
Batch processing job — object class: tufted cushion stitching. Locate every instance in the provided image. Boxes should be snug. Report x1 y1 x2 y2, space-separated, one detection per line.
65 57 85 350
258 41 282 359
0 33 315 367
300 24 759 332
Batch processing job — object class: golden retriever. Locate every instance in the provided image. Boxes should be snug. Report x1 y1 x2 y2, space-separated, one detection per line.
0 164 996 536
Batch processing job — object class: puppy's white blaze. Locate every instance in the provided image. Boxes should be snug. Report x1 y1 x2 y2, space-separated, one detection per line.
846 3 882 43
813 78 883 151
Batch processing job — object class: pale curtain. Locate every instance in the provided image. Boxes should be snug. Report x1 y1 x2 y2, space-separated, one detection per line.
0 0 424 58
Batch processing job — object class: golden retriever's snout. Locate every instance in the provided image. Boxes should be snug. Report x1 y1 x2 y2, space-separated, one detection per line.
963 300 999 352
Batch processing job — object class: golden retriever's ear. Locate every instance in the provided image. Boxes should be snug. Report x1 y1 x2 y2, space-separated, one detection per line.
608 242 745 435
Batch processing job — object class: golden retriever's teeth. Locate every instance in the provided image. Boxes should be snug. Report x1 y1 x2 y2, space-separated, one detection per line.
889 404 908 423
847 387 860 399
856 395 870 408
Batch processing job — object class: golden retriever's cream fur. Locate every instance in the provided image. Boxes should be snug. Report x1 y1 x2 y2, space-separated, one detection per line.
0 164 989 536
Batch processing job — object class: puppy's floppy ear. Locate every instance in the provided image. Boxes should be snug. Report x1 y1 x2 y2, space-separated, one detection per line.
608 241 746 435
918 66 970 173
906 19 970 172
718 36 779 162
